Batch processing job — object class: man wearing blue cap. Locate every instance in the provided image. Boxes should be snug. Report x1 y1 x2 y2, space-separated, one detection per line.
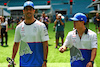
59 13 97 67
8 1 49 67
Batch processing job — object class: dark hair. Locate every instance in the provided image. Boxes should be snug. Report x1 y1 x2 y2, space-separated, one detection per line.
24 6 34 10
2 17 5 22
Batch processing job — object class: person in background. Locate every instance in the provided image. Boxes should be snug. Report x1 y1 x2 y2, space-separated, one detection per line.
7 17 12 27
59 13 97 67
45 14 51 23
93 13 100 33
0 16 8 46
53 13 58 31
85 14 89 29
16 17 20 25
18 16 25 25
40 12 49 29
54 13 65 48
10 17 14 29
0 16 2 43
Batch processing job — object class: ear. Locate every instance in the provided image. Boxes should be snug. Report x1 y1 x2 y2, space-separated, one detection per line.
81 21 84 23
82 21 85 25
23 10 25 14
34 10 35 12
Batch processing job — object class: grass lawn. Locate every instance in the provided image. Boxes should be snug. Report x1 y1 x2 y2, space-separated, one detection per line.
0 21 100 67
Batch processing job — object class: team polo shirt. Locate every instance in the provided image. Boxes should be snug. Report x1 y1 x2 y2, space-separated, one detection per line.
14 20 49 67
63 29 97 67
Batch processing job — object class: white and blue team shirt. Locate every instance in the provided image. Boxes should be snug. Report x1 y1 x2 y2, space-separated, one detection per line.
14 20 49 67
63 29 97 67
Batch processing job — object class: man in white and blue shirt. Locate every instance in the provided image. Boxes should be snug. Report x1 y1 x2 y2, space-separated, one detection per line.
8 1 49 67
59 13 97 67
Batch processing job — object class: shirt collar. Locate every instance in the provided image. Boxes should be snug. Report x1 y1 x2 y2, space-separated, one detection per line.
76 28 88 34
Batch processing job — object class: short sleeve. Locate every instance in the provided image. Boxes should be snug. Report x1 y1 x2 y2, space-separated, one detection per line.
5 21 8 25
14 26 21 42
40 24 49 42
91 33 98 48
63 32 71 48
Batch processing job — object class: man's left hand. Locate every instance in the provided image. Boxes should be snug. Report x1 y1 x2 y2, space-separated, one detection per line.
86 62 93 67
42 61 47 67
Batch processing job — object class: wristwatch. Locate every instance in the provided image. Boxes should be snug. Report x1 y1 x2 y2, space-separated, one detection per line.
43 60 47 63
89 61 94 64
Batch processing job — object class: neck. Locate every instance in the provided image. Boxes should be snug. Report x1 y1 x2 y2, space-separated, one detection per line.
77 27 86 35
25 17 35 24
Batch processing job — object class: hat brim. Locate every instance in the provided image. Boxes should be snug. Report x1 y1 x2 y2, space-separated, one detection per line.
24 6 34 9
69 18 79 21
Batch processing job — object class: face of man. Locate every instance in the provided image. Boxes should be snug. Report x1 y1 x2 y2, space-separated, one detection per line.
74 21 84 29
23 6 35 19
42 13 45 18
56 15 61 20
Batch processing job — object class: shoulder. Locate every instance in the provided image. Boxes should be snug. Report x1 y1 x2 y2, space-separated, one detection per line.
88 29 97 36
67 30 76 36
16 21 24 29
35 20 47 31
35 20 45 26
5 21 8 23
3 21 7 25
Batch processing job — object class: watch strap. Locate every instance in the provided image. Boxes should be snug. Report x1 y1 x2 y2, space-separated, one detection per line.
89 61 94 64
43 60 47 63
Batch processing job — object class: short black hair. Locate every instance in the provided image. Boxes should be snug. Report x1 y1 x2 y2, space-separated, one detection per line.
24 6 34 10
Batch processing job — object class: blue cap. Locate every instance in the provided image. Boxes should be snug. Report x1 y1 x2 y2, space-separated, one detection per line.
70 13 87 23
24 1 34 9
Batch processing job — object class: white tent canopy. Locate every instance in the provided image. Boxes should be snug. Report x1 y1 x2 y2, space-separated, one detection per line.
89 10 100 13
0 5 8 8
0 8 10 16
3 10 10 16
87 0 100 8
7 5 51 10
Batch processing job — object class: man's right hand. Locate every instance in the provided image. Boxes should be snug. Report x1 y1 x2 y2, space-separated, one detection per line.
59 46 66 53
8 62 16 67
8 63 11 67
42 61 47 67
